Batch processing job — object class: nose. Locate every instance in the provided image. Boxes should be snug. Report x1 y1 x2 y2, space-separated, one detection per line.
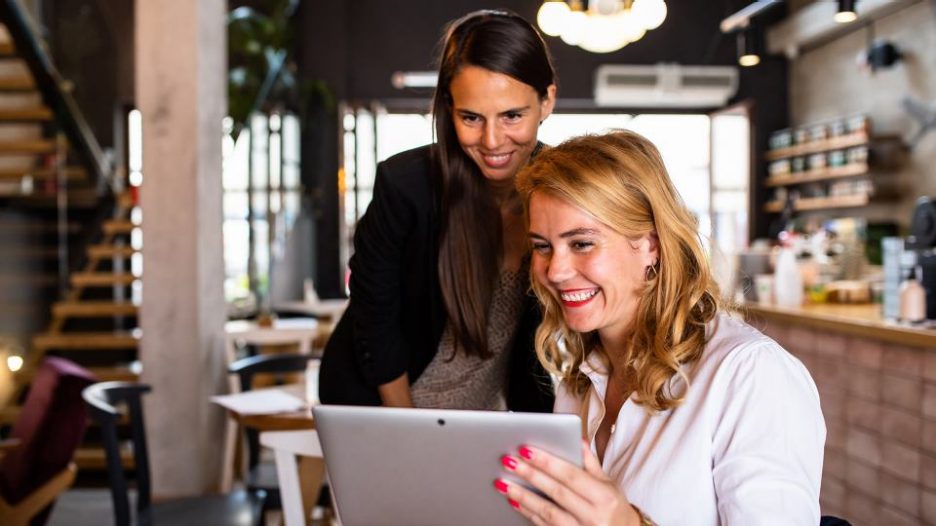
545 249 574 285
481 120 502 150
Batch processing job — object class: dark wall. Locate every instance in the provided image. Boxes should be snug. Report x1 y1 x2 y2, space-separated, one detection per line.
299 0 780 102
297 0 789 293
45 0 134 151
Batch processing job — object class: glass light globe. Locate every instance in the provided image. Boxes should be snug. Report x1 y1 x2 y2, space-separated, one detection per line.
590 0 621 16
560 9 587 46
617 10 646 43
537 1 570 37
632 0 667 30
579 13 629 53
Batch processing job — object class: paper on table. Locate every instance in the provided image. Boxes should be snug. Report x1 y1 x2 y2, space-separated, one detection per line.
212 388 306 415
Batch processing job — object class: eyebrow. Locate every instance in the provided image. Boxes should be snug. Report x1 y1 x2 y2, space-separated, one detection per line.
529 227 602 240
454 105 531 117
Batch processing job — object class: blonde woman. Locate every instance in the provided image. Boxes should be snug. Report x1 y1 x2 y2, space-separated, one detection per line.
494 131 825 525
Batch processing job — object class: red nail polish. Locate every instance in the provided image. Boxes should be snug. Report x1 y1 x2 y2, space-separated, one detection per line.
493 479 509 494
501 455 518 470
509 498 520 509
518 446 533 460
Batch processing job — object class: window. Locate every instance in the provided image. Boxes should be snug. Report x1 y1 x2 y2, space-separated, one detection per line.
222 113 302 307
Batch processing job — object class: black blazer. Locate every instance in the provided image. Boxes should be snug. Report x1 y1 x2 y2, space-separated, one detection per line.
319 145 554 412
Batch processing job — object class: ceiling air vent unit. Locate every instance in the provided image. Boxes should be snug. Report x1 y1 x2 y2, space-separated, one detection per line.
594 64 739 108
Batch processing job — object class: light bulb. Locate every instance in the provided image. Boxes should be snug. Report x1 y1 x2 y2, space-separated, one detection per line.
834 10 857 23
6 354 23 372
560 9 587 46
537 1 570 37
579 13 630 53
631 0 667 30
739 54 761 67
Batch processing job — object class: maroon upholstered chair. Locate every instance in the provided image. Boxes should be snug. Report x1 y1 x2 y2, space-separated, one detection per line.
0 357 96 526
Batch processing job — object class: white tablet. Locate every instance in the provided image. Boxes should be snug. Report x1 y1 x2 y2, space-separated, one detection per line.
312 405 582 526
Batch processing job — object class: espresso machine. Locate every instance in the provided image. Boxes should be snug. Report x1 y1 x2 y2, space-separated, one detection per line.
908 197 936 319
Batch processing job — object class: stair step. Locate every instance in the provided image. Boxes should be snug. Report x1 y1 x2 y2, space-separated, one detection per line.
32 331 140 350
0 221 80 233
87 244 138 258
0 139 53 155
16 187 100 208
0 166 84 180
0 107 52 121
0 76 34 91
71 272 139 287
102 219 138 235
53 301 139 318
74 446 134 470
88 364 141 382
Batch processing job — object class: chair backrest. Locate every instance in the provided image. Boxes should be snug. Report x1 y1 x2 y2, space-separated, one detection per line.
228 353 318 469
0 357 95 524
82 382 152 526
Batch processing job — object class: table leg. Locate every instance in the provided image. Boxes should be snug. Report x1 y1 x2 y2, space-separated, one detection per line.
298 456 326 522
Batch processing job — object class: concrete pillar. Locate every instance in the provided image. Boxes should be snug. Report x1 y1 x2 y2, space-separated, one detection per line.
136 0 227 496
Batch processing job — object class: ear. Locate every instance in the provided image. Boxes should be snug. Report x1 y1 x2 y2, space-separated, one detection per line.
539 84 557 122
640 232 660 266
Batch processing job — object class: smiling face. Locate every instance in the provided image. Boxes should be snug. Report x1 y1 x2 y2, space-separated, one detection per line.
529 192 659 347
449 65 555 182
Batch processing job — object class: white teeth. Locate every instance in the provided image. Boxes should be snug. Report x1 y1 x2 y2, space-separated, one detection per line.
485 154 509 163
560 290 598 302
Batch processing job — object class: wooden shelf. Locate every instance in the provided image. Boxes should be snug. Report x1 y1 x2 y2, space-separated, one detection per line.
764 163 869 187
765 133 868 161
764 193 870 213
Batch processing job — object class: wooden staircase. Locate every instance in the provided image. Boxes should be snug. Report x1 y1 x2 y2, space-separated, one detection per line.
0 20 140 472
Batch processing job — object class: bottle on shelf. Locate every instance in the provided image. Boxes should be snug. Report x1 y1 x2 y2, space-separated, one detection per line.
774 240 804 308
899 266 927 323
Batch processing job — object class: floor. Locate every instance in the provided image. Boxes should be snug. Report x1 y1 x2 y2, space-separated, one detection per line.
47 488 338 526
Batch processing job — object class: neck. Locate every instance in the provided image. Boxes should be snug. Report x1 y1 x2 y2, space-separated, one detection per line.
597 325 635 368
487 177 517 205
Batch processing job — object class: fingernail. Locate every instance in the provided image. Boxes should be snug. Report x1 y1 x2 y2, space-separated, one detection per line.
493 479 509 494
501 455 518 470
509 498 520 509
518 446 533 460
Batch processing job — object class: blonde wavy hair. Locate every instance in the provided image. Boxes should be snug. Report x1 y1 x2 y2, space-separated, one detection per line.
516 130 720 412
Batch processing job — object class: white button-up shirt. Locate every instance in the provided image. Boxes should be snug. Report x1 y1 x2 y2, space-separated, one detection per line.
554 313 825 525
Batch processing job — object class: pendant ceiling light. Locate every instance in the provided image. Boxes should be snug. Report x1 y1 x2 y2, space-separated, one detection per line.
834 0 858 23
737 24 762 67
536 0 668 54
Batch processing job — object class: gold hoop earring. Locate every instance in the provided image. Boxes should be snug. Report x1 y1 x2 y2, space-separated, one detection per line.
645 262 658 280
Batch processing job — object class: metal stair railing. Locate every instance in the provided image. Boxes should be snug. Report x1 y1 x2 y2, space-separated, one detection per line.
0 0 111 193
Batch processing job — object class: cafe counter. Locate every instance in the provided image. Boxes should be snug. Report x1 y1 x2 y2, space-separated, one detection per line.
743 302 936 349
741 301 936 522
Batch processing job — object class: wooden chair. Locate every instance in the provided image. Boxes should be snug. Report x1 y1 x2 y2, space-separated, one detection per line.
82 381 260 526
260 430 333 526
0 357 95 526
228 353 320 523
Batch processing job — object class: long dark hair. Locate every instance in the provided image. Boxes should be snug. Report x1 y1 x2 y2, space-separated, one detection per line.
432 10 556 358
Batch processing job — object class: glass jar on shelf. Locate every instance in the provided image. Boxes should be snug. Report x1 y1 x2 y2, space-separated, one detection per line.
828 150 846 167
809 123 828 143
791 156 806 173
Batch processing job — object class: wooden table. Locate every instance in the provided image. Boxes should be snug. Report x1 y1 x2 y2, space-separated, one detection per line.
215 384 323 525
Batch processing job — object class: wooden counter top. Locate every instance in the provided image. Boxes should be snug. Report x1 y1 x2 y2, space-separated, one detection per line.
743 302 936 349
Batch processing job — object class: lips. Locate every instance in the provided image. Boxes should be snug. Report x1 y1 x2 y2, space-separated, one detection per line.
559 288 599 307
480 151 513 169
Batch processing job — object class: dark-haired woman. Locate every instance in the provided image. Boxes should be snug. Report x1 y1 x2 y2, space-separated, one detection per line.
319 10 557 411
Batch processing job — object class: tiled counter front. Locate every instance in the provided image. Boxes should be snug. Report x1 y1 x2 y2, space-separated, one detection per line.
746 305 936 526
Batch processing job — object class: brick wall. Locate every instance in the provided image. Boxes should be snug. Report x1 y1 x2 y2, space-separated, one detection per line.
759 320 936 525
